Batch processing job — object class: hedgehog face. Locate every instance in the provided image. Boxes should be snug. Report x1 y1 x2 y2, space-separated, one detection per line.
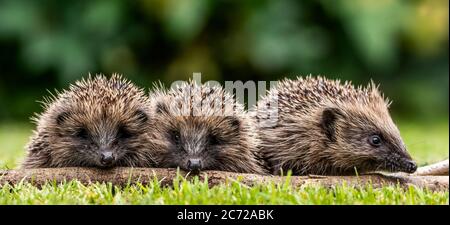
256 76 417 175
320 106 417 174
47 108 150 168
24 75 155 169
147 81 265 174
154 115 242 173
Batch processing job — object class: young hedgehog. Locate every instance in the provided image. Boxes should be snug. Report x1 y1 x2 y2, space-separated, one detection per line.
147 81 266 174
22 74 156 168
253 76 417 175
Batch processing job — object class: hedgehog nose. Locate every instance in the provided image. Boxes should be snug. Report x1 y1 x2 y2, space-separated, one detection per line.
187 158 202 171
100 151 114 167
404 160 417 173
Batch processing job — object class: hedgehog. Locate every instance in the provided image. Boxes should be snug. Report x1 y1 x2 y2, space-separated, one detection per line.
253 76 417 175
146 81 267 174
22 74 156 169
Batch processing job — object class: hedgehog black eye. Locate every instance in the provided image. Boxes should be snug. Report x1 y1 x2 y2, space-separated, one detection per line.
170 130 181 145
118 126 132 139
368 135 382 147
208 134 222 146
75 128 89 139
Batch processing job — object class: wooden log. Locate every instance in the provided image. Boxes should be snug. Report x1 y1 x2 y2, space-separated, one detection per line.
0 167 448 192
414 159 449 176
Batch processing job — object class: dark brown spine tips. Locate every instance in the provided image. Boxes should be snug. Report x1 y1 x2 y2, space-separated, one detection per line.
155 102 169 115
134 109 149 123
225 116 241 130
56 111 71 126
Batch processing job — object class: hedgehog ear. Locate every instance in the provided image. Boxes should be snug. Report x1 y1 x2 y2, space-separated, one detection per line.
56 112 71 126
321 108 342 142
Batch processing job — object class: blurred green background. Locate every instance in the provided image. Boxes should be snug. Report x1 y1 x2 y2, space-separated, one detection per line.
0 0 448 168
0 0 448 122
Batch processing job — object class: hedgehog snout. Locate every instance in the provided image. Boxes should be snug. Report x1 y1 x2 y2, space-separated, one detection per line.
401 160 417 173
187 158 203 172
384 151 417 173
99 150 115 167
396 146 417 173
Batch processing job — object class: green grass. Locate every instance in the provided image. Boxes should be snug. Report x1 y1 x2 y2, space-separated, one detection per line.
0 120 448 205
0 176 448 205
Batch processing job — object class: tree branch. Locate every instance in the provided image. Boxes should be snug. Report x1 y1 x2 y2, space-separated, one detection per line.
414 159 449 176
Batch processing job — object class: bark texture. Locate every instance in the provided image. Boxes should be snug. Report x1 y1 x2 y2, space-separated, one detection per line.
0 165 448 192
